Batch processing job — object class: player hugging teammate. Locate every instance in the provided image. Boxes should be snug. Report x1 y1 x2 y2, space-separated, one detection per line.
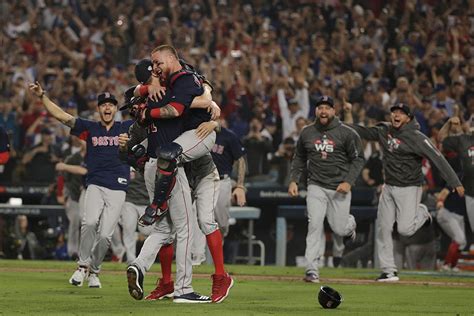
120 45 233 303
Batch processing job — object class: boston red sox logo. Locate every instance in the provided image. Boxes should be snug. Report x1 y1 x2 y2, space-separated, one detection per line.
314 135 335 159
387 134 402 152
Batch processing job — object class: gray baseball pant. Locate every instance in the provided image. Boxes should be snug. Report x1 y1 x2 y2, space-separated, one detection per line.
191 168 221 258
376 185 430 274
110 225 125 260
305 184 356 275
436 207 467 249
65 197 81 257
214 176 232 236
466 195 474 233
78 184 126 274
134 159 194 296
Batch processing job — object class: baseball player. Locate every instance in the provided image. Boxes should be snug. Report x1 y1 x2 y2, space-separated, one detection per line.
289 96 364 283
343 102 464 282
55 136 86 259
436 188 467 271
146 153 234 303
114 171 153 264
132 46 219 227
210 124 247 235
440 117 474 244
29 82 131 288
124 49 218 303
190 123 247 264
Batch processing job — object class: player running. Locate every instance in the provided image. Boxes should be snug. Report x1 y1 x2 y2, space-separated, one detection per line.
343 101 464 282
289 96 363 283
29 83 131 288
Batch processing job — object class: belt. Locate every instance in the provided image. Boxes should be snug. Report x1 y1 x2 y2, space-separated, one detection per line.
220 174 230 180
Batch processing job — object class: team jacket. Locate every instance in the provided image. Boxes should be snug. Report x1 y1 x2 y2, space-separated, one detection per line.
350 119 461 189
443 134 474 196
290 117 365 190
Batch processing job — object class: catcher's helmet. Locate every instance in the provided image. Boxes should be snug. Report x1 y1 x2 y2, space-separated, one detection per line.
318 286 343 309
135 59 153 84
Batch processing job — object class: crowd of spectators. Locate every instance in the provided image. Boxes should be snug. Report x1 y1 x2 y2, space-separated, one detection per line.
0 0 473 267
1 0 474 189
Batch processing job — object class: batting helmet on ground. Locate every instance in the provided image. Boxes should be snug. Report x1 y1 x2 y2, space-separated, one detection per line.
318 286 343 309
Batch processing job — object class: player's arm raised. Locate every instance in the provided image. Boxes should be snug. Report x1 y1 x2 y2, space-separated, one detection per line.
29 82 76 128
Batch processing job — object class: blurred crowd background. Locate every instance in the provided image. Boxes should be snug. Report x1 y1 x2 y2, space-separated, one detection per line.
0 0 473 264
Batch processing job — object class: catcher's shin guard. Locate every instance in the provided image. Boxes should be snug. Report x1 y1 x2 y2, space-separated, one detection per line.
139 143 182 226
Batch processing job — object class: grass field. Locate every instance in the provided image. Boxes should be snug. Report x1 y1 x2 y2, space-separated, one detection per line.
1 260 474 315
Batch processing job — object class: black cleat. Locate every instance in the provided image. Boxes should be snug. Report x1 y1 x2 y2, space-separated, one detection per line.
376 272 399 282
127 265 144 300
173 292 211 304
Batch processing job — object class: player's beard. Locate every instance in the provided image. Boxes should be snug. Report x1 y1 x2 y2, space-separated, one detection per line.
317 115 334 126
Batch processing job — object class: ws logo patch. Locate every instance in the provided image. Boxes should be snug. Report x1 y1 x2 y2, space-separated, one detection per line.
314 135 335 159
387 134 401 152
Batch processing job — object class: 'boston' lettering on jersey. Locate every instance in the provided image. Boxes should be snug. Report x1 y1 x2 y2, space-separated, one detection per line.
92 136 119 147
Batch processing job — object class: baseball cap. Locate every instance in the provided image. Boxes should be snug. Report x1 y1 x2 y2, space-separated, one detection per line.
264 116 277 126
135 59 153 84
390 103 412 117
41 127 53 135
434 84 446 92
64 100 77 109
97 92 118 106
315 95 335 108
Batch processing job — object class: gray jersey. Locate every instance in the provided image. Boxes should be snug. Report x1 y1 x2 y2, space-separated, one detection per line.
63 152 84 202
290 117 364 190
125 172 149 206
443 134 474 196
351 119 461 189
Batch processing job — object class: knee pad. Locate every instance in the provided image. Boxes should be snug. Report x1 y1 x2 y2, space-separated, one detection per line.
156 142 183 172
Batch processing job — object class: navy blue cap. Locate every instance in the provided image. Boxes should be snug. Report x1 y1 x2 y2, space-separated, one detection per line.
135 59 153 84
390 103 412 117
315 95 334 108
97 92 118 106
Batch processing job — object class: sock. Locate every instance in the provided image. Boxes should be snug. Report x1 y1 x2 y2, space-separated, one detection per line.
159 244 174 283
445 241 460 267
206 230 226 275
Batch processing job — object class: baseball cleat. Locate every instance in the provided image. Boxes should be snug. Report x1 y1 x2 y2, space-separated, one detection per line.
376 272 399 282
127 265 144 300
88 273 102 288
173 292 211 304
303 272 320 283
69 266 87 287
145 279 174 300
211 273 234 303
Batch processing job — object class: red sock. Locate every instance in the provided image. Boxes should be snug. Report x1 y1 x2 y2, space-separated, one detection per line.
206 230 225 275
445 241 460 267
159 244 173 283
